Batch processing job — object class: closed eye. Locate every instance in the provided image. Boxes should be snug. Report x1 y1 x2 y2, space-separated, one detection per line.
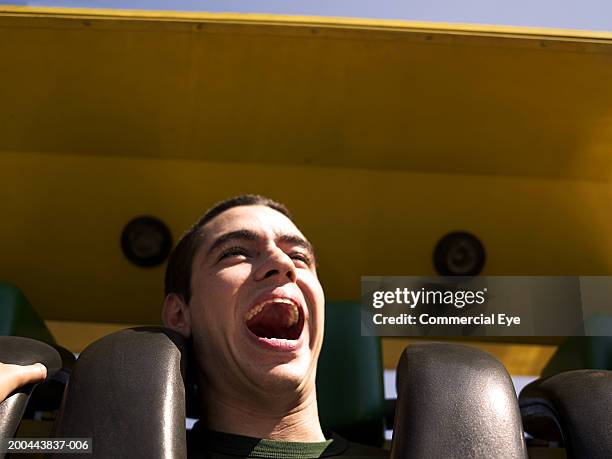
218 246 250 262
289 252 312 267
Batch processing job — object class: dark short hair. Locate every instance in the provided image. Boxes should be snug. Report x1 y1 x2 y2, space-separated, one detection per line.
164 194 292 304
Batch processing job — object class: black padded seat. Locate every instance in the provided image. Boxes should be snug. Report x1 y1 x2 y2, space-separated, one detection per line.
52 327 189 459
0 336 64 441
519 369 612 459
391 342 527 459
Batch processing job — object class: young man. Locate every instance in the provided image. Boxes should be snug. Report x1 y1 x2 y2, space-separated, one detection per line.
162 195 387 458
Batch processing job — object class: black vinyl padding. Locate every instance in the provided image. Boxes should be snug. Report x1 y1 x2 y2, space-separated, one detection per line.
519 369 612 459
0 336 63 442
52 327 189 459
391 343 527 459
26 345 75 415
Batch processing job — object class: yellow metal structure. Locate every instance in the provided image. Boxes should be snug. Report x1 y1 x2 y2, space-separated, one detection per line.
2 7 612 179
1 8 611 368
44 319 557 374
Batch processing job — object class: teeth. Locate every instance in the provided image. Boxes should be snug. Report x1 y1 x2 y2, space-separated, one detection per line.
286 304 298 327
244 298 300 326
265 337 295 343
244 302 266 321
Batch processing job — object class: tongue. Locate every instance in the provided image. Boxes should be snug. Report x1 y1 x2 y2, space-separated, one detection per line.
247 303 294 339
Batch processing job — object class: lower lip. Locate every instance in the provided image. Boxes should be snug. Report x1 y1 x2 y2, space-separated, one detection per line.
244 327 304 352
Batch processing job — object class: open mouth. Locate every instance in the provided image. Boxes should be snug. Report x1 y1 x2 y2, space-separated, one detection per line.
245 298 305 341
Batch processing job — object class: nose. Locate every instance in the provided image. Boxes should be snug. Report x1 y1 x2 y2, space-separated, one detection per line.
254 246 297 283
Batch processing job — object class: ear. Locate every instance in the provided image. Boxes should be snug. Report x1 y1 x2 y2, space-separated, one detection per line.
162 293 192 339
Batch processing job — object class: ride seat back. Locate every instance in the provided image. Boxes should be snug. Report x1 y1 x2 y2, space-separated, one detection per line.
52 328 188 459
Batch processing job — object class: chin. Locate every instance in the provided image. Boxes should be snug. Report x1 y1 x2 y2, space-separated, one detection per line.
253 360 315 393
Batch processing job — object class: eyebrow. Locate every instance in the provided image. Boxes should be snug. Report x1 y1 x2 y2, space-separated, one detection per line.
206 229 315 259
206 229 258 257
276 234 315 257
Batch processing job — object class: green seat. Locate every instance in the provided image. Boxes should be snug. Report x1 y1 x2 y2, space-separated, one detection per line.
542 336 612 377
316 301 385 446
0 282 55 344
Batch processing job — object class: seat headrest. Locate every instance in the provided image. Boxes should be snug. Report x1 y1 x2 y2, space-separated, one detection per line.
53 327 188 459
391 342 527 459
519 369 612 458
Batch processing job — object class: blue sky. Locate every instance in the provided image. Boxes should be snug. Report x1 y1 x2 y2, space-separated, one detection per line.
4 0 612 32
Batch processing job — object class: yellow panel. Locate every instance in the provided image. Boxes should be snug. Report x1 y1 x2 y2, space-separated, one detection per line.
45 320 142 353
2 151 612 324
0 8 611 180
382 338 558 375
44 319 558 373
2 8 612 338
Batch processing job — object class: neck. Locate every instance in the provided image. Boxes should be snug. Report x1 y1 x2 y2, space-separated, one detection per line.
199 384 325 442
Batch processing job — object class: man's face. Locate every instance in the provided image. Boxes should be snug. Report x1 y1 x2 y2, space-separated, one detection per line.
187 205 325 399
